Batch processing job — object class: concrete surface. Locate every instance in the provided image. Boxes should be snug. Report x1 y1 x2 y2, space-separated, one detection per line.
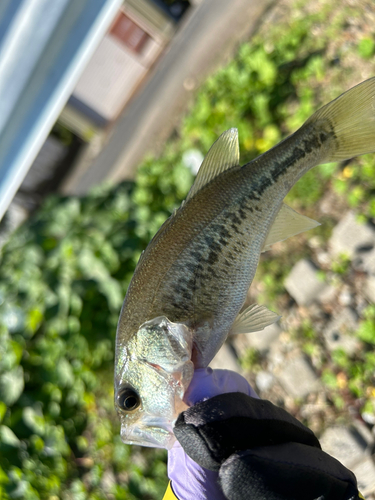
320 425 372 469
209 342 242 374
329 211 375 257
276 353 321 398
323 307 360 354
284 259 328 306
232 321 281 354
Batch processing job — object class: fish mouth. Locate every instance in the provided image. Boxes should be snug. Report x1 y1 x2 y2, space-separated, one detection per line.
121 417 176 449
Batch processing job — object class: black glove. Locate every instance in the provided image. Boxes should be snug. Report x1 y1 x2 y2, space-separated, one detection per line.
174 392 363 500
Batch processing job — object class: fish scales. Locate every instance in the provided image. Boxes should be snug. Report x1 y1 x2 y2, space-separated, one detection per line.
117 121 330 366
114 78 375 448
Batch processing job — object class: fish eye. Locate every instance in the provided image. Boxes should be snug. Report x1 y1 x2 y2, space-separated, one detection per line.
117 387 140 412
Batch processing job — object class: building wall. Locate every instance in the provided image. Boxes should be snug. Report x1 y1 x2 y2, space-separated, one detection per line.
62 0 176 133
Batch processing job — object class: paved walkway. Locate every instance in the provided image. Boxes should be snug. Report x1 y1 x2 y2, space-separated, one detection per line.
62 0 275 195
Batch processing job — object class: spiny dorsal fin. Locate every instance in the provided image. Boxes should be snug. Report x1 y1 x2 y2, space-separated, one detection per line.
262 203 320 252
186 128 240 201
231 304 281 335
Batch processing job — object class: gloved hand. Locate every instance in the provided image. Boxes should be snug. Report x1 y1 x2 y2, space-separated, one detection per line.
166 368 258 500
167 368 364 500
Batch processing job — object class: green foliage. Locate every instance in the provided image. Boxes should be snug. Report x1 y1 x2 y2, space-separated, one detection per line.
357 37 375 59
332 155 375 218
240 348 262 372
322 369 338 390
302 342 319 358
323 343 375 404
330 253 351 275
331 348 350 370
253 257 293 310
182 19 325 162
0 175 192 498
299 320 318 341
357 305 375 345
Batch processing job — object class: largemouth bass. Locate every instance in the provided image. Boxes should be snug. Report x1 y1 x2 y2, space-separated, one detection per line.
115 78 375 449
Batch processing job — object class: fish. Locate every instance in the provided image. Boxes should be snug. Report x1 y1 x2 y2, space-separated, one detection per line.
114 78 375 449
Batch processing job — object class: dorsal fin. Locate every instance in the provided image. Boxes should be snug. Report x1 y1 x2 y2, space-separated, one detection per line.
186 128 240 201
262 203 320 252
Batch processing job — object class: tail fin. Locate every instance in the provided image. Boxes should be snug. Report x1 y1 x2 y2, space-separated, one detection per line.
306 77 375 161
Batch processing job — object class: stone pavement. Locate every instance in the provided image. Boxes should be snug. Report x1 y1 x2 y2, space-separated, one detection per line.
210 210 375 497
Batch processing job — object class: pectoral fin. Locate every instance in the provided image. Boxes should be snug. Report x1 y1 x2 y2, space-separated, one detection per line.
186 128 240 201
262 203 320 252
231 304 281 335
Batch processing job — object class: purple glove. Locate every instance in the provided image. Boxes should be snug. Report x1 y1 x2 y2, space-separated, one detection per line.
167 368 258 500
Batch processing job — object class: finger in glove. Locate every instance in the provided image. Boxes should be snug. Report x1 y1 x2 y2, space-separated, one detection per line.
219 443 359 500
174 392 320 471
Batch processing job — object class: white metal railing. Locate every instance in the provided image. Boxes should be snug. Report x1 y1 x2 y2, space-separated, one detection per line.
0 0 122 221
